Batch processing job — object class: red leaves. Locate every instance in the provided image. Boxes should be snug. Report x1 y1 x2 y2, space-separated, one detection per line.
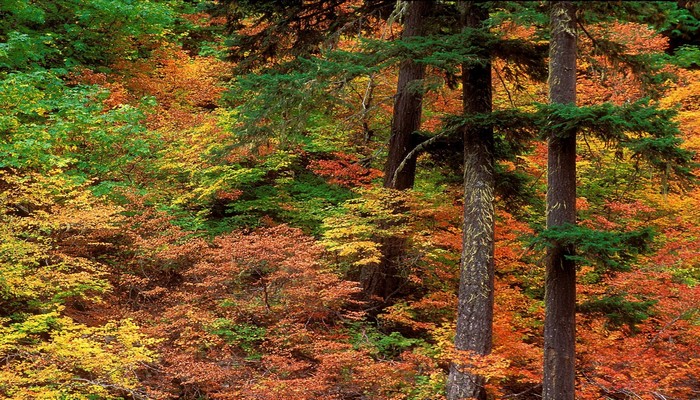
189 225 363 324
308 152 382 187
577 22 669 106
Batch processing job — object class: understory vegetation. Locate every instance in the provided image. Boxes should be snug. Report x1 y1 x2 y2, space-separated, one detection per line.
1 1 699 399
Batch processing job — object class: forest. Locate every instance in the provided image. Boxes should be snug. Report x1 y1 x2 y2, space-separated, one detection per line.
1 0 699 399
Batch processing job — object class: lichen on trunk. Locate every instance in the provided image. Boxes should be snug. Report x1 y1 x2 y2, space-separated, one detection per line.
446 2 495 399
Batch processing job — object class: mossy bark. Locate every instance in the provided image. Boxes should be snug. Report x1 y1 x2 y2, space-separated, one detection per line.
446 2 494 399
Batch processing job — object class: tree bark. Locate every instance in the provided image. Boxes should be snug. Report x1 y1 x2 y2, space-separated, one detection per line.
543 2 577 400
384 0 432 190
446 2 494 399
363 1 433 302
360 231 406 300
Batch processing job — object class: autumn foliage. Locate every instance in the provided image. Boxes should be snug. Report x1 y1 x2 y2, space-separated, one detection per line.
1 1 700 399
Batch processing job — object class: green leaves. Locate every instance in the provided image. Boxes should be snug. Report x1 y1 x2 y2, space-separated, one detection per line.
579 294 657 332
0 0 176 71
669 45 700 68
0 70 161 189
539 100 695 178
0 171 115 316
540 101 673 139
535 223 654 273
350 322 424 359
207 319 266 359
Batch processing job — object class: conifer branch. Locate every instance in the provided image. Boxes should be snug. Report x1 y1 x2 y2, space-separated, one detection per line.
494 65 516 108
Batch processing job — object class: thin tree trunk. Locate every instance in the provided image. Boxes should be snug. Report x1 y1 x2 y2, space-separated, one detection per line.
384 0 432 190
543 2 577 400
446 2 494 399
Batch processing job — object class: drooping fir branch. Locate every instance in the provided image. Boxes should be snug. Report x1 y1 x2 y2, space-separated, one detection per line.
578 293 658 333
533 223 655 273
225 15 550 148
356 28 548 79
576 20 673 97
537 101 696 178
391 108 539 182
224 51 396 145
575 0 699 33
219 0 393 71
392 98 694 191
574 1 700 96
530 219 659 333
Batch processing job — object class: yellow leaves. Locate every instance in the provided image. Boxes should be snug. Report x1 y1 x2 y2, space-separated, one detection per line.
0 314 158 399
322 217 382 266
338 241 382 265
321 187 414 267
111 42 228 119
1 216 110 306
659 71 700 161
43 318 158 373
660 70 700 111
0 168 157 397
0 73 45 111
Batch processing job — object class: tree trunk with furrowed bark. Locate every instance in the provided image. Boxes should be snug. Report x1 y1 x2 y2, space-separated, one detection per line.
446 2 494 399
543 2 578 399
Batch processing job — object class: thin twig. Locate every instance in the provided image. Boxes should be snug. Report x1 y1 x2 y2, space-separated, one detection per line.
72 378 151 400
645 310 694 350
501 383 542 398
494 65 516 109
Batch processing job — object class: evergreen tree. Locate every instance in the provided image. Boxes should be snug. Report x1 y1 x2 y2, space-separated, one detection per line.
371 1 547 304
363 1 434 303
219 0 393 71
384 1 433 190
543 2 577 399
447 2 495 400
446 3 495 399
537 2 696 397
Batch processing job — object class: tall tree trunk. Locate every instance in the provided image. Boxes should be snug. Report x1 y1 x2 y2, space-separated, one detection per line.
543 2 577 400
384 0 432 190
446 2 494 399
363 1 432 302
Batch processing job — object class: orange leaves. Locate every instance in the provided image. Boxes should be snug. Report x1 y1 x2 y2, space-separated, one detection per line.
115 43 227 108
191 225 362 324
575 262 700 399
106 42 229 133
181 12 226 28
422 85 463 133
12 5 700 398
578 22 669 106
110 212 457 399
68 67 132 109
600 22 669 56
